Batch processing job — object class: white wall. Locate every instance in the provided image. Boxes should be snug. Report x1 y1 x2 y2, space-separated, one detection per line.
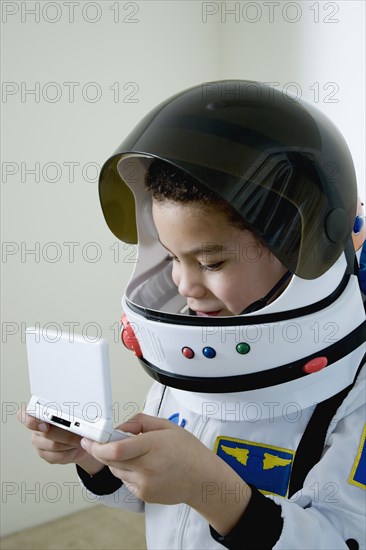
1 0 364 538
213 0 365 199
1 0 220 537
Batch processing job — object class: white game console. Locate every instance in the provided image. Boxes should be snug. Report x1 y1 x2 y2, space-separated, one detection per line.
25 327 130 443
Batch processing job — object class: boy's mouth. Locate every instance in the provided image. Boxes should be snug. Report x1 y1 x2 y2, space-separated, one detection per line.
194 310 222 317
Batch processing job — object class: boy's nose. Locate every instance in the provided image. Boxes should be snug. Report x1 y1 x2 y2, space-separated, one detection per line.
177 269 206 299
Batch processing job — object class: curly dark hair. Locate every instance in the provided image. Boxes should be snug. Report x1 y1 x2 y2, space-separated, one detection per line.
145 159 251 232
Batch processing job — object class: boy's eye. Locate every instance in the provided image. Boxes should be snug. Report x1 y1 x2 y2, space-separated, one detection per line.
166 256 223 272
199 262 223 272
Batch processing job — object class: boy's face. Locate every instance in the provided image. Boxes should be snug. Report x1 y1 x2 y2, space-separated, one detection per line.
152 201 288 316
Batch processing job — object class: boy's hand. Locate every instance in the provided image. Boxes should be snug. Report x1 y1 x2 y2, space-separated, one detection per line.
81 412 210 505
81 413 251 534
17 409 104 475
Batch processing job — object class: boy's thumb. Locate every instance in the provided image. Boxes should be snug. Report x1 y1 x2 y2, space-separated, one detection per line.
116 413 173 435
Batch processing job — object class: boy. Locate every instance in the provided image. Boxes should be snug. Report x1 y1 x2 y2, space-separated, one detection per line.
21 81 365 549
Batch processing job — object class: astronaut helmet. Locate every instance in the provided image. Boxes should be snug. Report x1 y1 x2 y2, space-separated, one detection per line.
98 80 365 404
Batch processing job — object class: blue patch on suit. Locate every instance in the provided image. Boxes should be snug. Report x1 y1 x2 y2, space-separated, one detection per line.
214 436 294 497
349 425 366 489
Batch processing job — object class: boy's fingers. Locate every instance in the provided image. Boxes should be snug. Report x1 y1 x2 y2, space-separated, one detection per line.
81 430 157 464
17 410 49 432
81 414 179 465
32 432 80 452
37 448 80 465
80 439 105 460
117 412 174 435
19 410 83 447
80 438 132 465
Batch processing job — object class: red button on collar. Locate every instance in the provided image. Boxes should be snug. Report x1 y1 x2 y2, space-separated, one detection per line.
302 356 328 374
121 314 143 358
182 347 194 359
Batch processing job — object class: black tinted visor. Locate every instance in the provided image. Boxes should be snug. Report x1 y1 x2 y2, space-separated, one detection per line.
99 81 357 278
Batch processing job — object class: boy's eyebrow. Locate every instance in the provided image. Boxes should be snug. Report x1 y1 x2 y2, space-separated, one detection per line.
158 239 225 256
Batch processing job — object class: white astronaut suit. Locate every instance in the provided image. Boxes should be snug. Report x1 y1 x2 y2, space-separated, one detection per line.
77 81 366 549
